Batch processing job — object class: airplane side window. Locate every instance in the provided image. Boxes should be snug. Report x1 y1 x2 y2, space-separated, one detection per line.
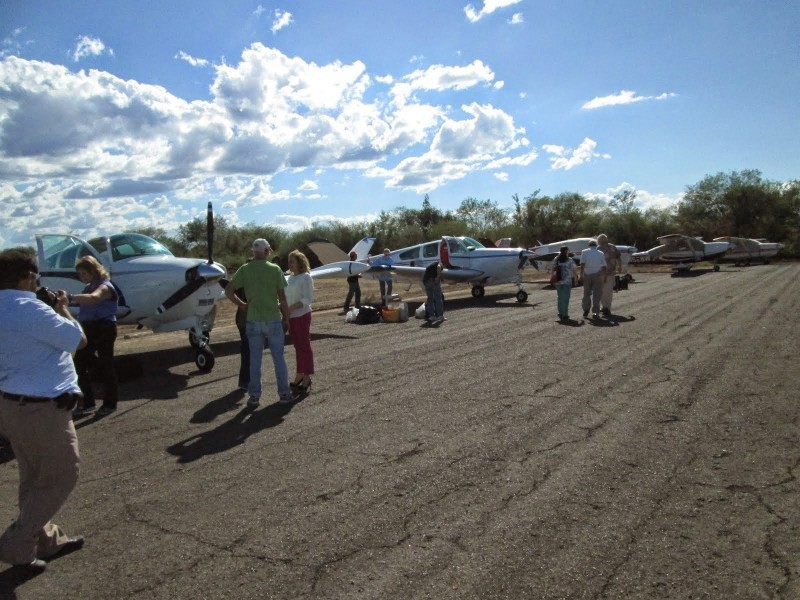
423 243 439 258
398 248 419 261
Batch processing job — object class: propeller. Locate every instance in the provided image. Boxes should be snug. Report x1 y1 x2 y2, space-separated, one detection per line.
517 250 531 271
156 202 225 315
206 201 214 264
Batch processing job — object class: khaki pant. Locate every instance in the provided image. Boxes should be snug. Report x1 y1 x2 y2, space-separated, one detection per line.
601 275 616 311
582 272 604 315
0 400 80 565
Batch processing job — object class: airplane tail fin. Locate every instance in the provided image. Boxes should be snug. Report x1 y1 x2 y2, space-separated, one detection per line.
349 237 376 260
305 236 376 266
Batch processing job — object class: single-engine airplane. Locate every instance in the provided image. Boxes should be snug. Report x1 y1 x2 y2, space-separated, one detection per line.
36 202 228 371
529 237 639 275
713 236 784 265
630 234 733 272
364 236 535 302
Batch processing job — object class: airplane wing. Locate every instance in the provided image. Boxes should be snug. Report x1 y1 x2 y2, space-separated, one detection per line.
309 260 370 279
365 264 484 283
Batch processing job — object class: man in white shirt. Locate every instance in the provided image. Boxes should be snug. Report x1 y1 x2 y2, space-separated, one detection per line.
0 247 87 572
578 239 607 319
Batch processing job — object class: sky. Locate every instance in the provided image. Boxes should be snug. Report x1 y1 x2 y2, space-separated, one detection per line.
1 0 798 247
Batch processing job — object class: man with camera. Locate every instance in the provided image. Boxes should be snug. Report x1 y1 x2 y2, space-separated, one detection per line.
0 247 87 572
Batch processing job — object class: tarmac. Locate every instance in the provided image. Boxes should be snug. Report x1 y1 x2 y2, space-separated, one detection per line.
1 262 798 599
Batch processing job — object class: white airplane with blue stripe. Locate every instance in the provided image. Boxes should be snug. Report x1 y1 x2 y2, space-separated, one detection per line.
364 236 535 302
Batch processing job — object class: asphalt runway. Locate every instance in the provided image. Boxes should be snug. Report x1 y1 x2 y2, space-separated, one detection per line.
1 263 798 599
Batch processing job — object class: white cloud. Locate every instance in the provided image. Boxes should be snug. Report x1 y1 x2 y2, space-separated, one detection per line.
253 5 266 18
176 51 209 68
586 182 681 212
71 35 113 62
390 59 495 106
465 0 525 23
582 89 677 110
494 172 509 181
543 138 610 170
298 179 318 191
271 9 293 34
509 13 524 24
0 45 536 240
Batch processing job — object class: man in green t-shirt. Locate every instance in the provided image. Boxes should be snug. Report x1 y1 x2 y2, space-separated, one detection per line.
225 239 294 406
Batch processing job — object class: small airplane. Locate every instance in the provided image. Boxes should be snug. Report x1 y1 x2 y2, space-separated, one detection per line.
362 236 535 302
529 237 639 276
36 202 228 371
713 236 784 266
630 234 733 272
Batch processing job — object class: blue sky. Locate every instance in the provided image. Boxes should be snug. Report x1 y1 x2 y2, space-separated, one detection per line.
1 0 798 247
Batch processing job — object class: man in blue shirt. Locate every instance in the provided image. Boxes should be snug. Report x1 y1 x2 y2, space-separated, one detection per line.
0 247 87 572
370 248 394 306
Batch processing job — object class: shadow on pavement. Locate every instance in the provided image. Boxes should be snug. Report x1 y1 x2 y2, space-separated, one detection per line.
0 565 43 598
166 402 293 463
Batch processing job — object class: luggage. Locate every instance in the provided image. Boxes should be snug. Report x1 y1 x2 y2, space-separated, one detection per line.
355 305 382 324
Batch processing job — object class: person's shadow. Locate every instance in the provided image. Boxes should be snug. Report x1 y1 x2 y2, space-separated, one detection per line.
166 402 293 463
0 565 40 597
190 390 247 424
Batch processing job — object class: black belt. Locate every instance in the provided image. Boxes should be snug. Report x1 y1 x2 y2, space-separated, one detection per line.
0 390 70 403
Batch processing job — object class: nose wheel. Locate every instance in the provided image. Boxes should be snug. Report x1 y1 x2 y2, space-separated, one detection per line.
195 348 215 371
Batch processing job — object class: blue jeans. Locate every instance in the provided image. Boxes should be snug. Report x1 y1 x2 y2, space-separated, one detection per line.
556 283 572 317
379 279 393 304
246 319 291 401
344 280 361 309
424 279 444 320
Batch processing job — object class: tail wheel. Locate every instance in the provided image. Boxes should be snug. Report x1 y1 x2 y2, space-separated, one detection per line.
516 290 528 303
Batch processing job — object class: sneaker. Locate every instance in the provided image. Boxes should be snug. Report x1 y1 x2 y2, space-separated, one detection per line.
72 406 96 419
601 308 611 316
96 406 116 417
435 317 445 323
246 396 260 408
278 394 297 405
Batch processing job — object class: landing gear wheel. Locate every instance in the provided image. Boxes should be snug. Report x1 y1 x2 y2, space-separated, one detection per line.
189 330 210 349
195 349 215 372
516 290 528 303
713 264 720 272
471 286 485 298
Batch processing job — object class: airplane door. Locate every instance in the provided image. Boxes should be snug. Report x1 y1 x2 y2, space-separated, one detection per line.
35 234 110 297
443 236 470 270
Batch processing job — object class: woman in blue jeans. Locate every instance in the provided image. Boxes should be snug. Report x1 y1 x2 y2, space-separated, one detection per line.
552 246 577 321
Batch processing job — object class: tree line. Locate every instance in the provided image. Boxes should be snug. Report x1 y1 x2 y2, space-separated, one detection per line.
137 169 799 270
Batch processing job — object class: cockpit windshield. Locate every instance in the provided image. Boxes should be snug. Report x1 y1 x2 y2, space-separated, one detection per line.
89 234 173 261
459 237 485 250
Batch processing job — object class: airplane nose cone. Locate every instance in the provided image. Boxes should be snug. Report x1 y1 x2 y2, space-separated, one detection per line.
197 262 226 280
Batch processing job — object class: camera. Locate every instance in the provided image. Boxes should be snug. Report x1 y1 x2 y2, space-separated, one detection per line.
35 286 59 308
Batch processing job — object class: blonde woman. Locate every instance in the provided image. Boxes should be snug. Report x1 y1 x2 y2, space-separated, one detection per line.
70 255 119 417
286 250 314 392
